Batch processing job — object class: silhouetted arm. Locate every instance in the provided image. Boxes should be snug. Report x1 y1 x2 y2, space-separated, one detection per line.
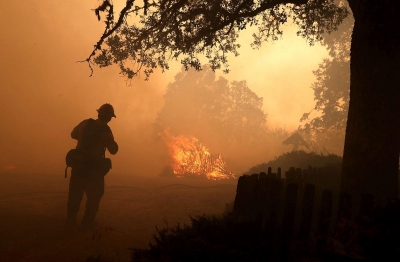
105 131 119 155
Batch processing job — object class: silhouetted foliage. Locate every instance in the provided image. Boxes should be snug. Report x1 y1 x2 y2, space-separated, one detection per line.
301 58 350 132
131 213 273 262
247 150 342 175
300 8 353 154
87 0 348 79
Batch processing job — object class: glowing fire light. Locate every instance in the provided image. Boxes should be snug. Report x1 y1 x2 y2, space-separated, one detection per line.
159 130 235 180
2 165 16 172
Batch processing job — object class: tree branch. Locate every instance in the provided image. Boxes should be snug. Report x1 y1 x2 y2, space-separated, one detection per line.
80 0 136 74
83 0 347 79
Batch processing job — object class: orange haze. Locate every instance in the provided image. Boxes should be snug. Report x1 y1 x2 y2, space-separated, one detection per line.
0 0 328 177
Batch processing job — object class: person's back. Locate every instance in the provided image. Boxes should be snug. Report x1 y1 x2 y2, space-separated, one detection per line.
66 104 118 228
71 118 118 157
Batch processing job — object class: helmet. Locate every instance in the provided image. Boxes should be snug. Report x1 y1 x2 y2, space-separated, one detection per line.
97 103 116 118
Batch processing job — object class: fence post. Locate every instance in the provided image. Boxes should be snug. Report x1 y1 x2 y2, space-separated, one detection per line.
233 174 258 219
296 168 303 184
318 189 333 236
299 183 316 239
258 172 268 228
281 183 299 261
233 175 246 215
285 167 296 185
248 174 260 220
266 176 283 236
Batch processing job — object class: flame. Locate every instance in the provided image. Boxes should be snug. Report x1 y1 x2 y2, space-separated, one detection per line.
159 129 235 180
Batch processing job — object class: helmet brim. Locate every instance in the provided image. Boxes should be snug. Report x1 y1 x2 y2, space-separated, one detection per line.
97 109 116 118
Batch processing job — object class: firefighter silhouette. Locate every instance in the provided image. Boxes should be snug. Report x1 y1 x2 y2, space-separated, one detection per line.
66 104 119 228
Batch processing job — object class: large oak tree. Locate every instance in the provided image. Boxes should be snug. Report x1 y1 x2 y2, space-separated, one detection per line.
86 0 400 216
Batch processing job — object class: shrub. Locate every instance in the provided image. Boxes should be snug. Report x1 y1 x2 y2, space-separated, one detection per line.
247 150 342 175
131 214 271 262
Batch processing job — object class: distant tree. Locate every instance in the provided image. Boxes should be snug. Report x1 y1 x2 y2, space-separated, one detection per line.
302 58 349 132
300 11 352 154
86 0 400 214
154 65 268 150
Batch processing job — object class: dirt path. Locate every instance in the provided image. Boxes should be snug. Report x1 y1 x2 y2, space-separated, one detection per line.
0 174 237 261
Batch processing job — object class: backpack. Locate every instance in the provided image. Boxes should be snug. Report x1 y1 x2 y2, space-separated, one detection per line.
65 119 112 178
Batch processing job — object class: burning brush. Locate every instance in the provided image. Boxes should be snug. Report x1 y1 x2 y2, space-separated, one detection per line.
159 129 235 180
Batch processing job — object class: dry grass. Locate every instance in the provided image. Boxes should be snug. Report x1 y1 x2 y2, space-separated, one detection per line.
0 173 237 262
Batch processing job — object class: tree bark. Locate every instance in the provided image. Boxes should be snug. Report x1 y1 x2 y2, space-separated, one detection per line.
341 0 400 216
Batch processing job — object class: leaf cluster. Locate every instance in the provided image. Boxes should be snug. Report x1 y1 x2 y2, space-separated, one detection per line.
88 0 349 79
300 8 352 137
301 57 350 133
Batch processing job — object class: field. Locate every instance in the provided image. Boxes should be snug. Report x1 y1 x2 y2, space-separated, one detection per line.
0 173 237 262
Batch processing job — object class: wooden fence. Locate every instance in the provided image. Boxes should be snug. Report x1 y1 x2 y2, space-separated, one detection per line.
233 166 341 260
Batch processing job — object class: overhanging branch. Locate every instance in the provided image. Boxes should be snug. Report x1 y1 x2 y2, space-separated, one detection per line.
81 0 346 79
79 0 136 75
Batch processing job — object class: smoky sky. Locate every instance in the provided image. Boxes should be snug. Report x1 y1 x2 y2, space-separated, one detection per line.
0 0 329 176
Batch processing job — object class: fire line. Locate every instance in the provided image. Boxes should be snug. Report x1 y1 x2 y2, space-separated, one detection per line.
159 129 235 180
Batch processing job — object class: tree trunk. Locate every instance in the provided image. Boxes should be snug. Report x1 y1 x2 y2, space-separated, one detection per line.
341 1 400 217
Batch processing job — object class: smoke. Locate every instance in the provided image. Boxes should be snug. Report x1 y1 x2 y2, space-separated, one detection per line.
0 0 330 177
0 0 168 175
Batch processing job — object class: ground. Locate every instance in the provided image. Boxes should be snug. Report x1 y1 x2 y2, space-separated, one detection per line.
0 173 237 262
